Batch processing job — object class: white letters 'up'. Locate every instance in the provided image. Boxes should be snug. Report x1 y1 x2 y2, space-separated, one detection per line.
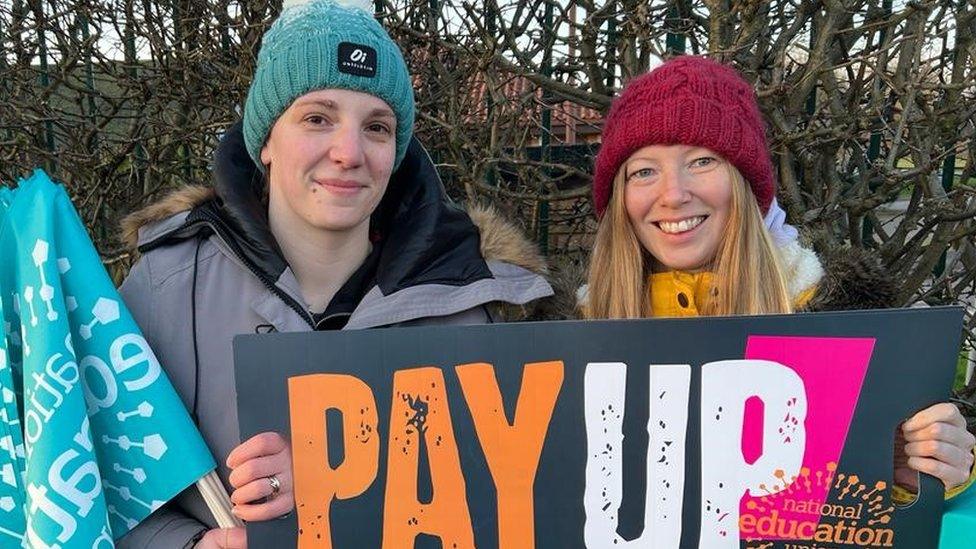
581 360 807 549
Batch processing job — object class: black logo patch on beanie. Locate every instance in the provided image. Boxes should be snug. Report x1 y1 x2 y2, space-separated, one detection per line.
338 42 377 77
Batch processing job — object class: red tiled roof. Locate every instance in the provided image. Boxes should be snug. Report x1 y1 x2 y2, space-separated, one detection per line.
462 73 604 127
409 59 604 143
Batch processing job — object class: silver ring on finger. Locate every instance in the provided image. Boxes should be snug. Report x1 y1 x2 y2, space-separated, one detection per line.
267 474 281 499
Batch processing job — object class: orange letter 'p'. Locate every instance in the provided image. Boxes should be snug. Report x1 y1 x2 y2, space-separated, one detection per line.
289 374 379 549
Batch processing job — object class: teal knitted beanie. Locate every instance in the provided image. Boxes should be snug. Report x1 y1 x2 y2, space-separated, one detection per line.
243 0 415 170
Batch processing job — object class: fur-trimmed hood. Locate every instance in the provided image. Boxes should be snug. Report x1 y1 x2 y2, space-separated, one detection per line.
122 186 547 278
559 238 897 320
122 185 213 252
805 246 897 312
769 240 897 312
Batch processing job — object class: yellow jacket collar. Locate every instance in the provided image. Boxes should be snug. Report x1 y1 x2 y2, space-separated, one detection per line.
647 271 717 317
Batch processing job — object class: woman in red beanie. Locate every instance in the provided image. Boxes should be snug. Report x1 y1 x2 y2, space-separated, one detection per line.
584 56 974 503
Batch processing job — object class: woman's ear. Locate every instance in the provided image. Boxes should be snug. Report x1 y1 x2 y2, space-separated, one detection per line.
260 143 271 168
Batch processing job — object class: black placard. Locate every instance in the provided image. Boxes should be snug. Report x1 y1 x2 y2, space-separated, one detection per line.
235 307 964 548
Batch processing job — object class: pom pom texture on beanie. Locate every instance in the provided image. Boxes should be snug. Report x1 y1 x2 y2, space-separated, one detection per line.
284 0 371 10
592 56 775 218
243 0 415 170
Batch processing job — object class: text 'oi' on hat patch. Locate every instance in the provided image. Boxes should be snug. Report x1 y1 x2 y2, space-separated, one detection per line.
338 42 377 77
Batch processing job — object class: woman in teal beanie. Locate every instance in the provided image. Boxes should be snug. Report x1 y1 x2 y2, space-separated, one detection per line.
116 0 552 547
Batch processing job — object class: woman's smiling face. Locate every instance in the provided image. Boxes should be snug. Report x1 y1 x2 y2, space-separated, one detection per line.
261 88 397 234
623 144 733 272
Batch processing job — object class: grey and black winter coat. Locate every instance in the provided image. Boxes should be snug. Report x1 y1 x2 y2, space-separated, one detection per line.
116 123 552 548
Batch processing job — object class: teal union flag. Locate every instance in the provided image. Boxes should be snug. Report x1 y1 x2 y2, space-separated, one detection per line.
0 170 215 547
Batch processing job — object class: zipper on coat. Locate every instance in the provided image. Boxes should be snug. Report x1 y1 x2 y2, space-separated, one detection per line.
139 211 315 327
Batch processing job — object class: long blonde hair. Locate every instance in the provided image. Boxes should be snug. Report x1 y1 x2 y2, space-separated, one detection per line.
585 164 792 319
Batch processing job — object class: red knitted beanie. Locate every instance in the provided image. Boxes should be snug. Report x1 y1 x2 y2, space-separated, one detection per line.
592 56 775 218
